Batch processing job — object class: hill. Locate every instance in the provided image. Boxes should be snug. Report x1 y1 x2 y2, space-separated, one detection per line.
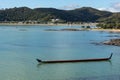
68 7 112 22
0 7 119 23
98 13 120 23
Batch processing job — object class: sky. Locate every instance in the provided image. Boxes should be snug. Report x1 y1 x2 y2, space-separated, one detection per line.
0 0 120 12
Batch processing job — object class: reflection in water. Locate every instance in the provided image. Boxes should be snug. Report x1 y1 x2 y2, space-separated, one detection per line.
36 61 113 80
37 60 112 68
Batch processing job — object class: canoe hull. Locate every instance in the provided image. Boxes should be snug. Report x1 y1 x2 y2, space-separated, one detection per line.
36 53 113 63
42 58 110 63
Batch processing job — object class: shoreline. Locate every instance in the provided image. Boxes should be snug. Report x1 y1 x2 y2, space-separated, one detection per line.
91 28 120 33
0 23 68 26
0 23 97 26
0 23 120 32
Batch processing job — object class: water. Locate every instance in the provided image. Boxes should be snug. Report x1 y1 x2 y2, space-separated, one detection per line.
0 25 120 80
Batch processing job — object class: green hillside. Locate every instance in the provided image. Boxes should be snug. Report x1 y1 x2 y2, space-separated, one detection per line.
0 7 119 23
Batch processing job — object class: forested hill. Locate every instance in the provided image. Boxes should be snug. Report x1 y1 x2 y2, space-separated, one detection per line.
0 7 119 22
98 13 120 23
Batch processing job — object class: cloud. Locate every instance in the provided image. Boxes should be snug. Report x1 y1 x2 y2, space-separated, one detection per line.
98 2 120 12
60 4 80 10
111 2 120 11
98 8 107 11
98 7 118 12
112 2 120 9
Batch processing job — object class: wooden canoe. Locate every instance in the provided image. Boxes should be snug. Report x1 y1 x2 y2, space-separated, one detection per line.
36 53 113 63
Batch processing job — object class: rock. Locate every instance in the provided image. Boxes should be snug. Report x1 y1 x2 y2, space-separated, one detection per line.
60 28 81 31
44 29 58 31
103 39 120 46
91 42 103 45
45 28 84 31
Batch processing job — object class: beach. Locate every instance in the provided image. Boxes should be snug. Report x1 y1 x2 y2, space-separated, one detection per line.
91 28 120 33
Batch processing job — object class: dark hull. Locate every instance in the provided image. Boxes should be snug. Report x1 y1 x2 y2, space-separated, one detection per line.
42 58 109 63
36 53 113 63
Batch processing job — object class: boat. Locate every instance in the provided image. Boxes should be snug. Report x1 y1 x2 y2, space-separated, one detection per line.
36 53 113 63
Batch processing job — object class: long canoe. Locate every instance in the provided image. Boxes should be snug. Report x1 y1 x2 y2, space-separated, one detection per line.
36 53 113 63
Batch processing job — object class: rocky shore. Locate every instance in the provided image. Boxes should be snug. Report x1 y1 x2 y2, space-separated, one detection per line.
45 28 90 31
103 39 120 46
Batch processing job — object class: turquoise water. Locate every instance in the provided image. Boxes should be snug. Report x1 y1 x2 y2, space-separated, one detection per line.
0 25 120 80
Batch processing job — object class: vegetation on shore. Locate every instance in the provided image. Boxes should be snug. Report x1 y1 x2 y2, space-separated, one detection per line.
96 23 120 29
96 13 120 29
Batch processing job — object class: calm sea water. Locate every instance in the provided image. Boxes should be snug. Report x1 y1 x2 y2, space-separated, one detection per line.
0 25 120 80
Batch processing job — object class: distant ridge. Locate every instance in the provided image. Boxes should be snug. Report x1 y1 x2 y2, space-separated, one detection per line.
0 7 119 22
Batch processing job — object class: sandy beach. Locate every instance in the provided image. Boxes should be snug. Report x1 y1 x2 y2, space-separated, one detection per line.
91 28 120 33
